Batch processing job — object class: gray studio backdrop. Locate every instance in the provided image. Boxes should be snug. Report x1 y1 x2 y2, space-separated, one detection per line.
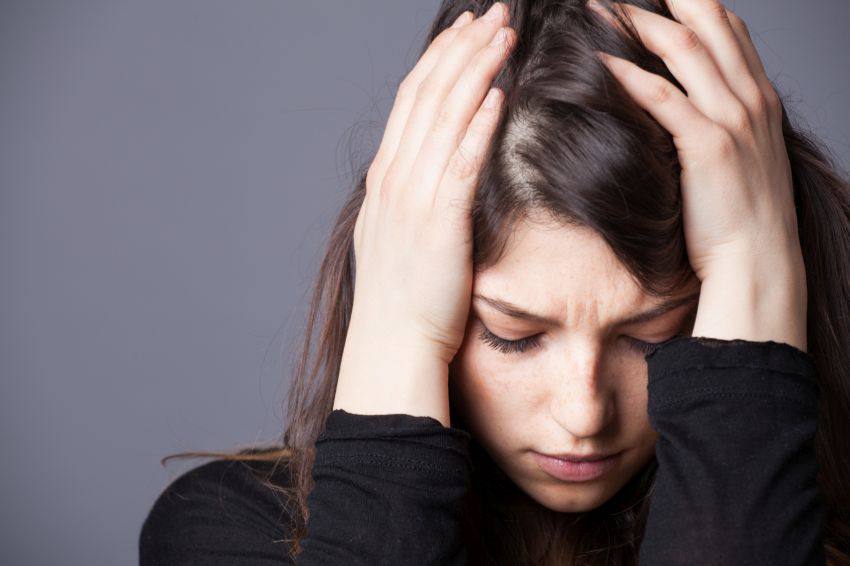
1 1 848 564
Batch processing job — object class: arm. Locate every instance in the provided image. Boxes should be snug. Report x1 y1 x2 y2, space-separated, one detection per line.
298 7 513 562
639 334 825 565
139 412 473 566
570 1 826 562
638 267 827 565
296 410 472 565
139 458 299 565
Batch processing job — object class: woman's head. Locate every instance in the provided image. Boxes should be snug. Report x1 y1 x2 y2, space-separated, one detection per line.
166 1 850 563
442 0 703 519
450 217 699 514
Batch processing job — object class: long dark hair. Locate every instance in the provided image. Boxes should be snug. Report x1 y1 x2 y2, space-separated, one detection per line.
162 1 850 563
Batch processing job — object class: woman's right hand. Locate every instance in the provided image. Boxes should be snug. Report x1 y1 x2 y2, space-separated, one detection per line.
332 2 516 427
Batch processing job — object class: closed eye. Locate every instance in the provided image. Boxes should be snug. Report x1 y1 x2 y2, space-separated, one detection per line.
623 336 666 356
478 325 685 357
477 326 543 354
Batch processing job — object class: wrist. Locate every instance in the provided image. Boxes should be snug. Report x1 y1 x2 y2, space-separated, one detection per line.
334 332 452 427
692 257 808 352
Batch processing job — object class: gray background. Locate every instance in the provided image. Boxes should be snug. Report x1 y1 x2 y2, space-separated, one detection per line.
1 1 847 564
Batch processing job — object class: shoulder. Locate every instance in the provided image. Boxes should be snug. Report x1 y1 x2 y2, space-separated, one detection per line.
139 455 297 565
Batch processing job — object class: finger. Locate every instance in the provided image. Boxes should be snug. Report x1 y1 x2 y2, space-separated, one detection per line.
596 51 715 143
723 7 783 125
381 2 508 200
663 0 764 112
433 87 504 232
367 10 473 193
590 1 744 126
408 25 515 208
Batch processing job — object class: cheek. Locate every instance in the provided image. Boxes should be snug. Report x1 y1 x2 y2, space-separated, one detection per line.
449 332 536 441
607 357 659 457
609 356 649 415
605 355 655 435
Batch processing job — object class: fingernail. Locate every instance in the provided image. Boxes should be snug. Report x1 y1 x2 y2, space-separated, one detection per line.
483 2 504 22
451 11 471 28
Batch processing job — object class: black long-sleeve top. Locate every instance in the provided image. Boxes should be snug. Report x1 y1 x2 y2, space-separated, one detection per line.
139 336 827 564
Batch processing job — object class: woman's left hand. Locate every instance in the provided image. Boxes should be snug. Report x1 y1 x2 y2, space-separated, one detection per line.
588 0 808 351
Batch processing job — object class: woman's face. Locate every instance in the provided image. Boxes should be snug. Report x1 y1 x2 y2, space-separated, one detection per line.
449 219 699 513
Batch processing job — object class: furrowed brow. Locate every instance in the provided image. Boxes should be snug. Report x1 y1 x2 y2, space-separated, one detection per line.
619 291 701 325
472 294 561 326
472 290 700 327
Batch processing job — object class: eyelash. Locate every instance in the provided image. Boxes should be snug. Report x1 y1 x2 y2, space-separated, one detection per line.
477 326 681 356
478 327 543 354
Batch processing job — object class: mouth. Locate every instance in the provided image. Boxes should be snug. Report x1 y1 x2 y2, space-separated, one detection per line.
531 450 623 482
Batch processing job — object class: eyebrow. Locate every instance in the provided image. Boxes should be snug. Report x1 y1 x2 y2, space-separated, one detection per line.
472 290 701 327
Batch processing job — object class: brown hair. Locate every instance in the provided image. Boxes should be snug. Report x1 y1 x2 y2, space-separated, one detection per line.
162 1 850 563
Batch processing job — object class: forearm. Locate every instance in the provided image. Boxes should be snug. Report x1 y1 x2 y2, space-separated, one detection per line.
333 330 452 427
298 410 472 565
640 336 825 565
691 251 808 351
640 250 825 564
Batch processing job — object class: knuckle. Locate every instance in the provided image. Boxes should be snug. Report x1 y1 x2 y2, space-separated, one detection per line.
437 22 461 41
447 148 479 181
366 161 381 191
415 77 441 102
448 29 476 54
711 127 736 157
378 165 401 199
727 104 752 131
376 179 394 209
649 79 675 105
397 75 414 97
432 105 458 136
469 48 493 76
458 60 495 100
764 88 782 118
490 27 515 58
469 108 496 135
430 27 459 54
703 0 729 21
725 7 741 24
726 9 750 38
747 89 770 119
672 26 702 52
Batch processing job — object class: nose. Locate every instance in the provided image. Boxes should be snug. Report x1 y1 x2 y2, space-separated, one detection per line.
549 346 615 439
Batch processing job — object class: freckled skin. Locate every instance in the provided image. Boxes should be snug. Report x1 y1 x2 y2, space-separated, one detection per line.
449 218 698 513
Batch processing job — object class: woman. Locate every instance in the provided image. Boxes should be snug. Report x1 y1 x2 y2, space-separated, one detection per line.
139 1 850 564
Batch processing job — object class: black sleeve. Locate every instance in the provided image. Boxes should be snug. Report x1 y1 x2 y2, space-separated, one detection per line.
139 459 296 565
638 336 826 565
138 412 472 565
295 409 473 565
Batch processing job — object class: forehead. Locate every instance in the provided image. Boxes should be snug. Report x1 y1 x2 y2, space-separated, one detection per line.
474 219 648 312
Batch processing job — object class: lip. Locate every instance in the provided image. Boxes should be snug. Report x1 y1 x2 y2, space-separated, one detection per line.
532 450 622 482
